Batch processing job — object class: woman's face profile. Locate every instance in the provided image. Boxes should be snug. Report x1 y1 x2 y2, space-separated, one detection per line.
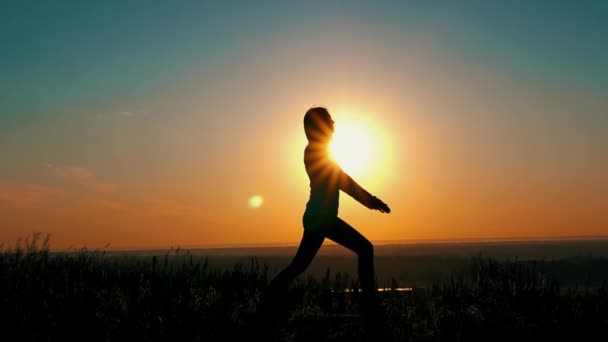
318 115 334 142
327 117 335 134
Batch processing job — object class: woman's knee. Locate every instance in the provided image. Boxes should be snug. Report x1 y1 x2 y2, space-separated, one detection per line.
287 260 310 275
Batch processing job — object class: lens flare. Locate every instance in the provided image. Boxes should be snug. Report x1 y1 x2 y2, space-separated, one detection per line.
248 195 263 208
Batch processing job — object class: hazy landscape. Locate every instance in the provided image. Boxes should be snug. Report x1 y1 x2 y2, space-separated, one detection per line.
112 238 608 288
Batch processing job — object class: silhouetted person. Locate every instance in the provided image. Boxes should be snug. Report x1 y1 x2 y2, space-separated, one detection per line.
263 107 390 320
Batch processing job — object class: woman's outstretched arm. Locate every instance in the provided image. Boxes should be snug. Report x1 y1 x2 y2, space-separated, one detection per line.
336 166 390 213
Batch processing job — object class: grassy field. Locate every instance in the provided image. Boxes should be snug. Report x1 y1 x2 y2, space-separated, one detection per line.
1 233 607 341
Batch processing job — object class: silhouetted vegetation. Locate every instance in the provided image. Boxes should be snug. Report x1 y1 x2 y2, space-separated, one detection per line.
1 233 607 341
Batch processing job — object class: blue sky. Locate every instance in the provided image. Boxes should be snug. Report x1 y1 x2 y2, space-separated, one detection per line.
2 1 606 125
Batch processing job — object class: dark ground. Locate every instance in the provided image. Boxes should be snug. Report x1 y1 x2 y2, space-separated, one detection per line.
1 235 607 341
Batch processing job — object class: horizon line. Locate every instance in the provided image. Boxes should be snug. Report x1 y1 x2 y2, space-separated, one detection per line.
88 234 608 252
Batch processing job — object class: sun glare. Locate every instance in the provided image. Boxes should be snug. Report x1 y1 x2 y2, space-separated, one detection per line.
284 108 394 192
330 123 375 177
328 112 392 186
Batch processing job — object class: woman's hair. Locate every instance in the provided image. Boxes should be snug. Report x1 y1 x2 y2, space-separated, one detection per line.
303 107 332 141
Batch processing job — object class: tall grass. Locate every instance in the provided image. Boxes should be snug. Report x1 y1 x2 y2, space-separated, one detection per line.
0 234 606 341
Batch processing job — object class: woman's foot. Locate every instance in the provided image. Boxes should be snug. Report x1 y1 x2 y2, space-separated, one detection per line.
362 292 387 338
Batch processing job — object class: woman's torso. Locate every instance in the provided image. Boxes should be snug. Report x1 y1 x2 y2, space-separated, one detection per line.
303 144 340 219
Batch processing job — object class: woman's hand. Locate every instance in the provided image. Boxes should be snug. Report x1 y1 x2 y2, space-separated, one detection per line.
372 196 391 213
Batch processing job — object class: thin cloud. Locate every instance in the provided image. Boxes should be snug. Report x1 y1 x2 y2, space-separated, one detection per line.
143 198 198 217
84 198 136 215
119 111 139 117
46 163 118 196
0 182 70 209
86 182 118 196
47 164 93 181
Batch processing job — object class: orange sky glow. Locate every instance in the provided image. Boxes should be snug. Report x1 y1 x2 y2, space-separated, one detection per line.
1 6 607 250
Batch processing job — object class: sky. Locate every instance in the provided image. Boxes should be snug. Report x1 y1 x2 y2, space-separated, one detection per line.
1 1 607 249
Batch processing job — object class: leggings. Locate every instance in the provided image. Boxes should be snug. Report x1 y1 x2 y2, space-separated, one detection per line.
267 215 375 297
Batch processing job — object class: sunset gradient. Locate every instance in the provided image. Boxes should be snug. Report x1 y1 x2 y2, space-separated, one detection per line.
1 1 606 249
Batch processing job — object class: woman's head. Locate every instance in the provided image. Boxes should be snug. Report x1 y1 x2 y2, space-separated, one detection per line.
303 107 334 142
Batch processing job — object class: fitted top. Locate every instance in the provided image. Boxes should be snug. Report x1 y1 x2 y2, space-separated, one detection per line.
303 143 374 217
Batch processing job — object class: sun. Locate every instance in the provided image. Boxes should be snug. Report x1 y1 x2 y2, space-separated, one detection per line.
330 123 375 177
328 112 392 186
286 107 394 192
